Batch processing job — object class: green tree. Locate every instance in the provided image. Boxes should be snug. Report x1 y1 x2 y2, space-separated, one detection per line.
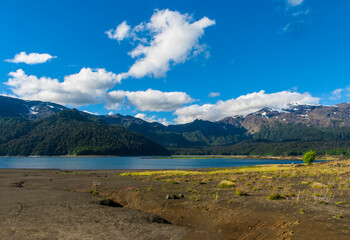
303 150 316 166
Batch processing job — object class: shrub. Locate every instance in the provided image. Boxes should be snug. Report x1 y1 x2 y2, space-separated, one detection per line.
236 189 247 196
268 193 285 200
303 150 316 166
218 180 235 188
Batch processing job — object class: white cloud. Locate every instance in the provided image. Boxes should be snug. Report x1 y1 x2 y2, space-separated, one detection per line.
82 110 99 115
330 89 343 100
135 113 171 126
6 68 120 106
105 21 131 41
105 89 193 111
109 9 215 80
5 52 56 65
282 23 290 32
174 90 319 124
287 0 304 7
292 9 309 16
208 92 220 98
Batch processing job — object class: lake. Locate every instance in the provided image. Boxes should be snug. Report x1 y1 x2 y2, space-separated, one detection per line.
0 156 305 170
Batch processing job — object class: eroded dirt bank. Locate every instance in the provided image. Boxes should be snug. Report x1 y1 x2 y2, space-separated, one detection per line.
1 160 350 239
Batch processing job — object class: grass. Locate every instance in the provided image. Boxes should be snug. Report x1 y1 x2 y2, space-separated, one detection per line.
120 160 350 211
88 190 99 195
333 214 343 219
120 165 295 177
268 193 285 200
218 180 235 188
236 189 247 196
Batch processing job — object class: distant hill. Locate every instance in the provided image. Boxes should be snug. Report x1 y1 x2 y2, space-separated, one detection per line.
98 115 247 147
0 108 169 156
1 96 350 156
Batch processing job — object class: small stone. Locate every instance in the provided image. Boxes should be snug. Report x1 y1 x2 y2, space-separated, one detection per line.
172 195 180 199
12 181 24 188
147 215 171 224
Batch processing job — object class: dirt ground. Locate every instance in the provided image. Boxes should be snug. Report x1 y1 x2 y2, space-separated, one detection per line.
1 160 350 239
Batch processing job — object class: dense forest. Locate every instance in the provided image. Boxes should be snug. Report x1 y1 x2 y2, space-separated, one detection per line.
0 110 169 156
169 140 350 157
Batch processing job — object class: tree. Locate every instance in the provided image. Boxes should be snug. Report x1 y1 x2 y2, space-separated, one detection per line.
303 150 316 166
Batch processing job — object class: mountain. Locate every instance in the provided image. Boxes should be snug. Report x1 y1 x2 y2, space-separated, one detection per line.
100 103 350 156
102 104 350 147
222 103 350 133
1 96 350 156
0 95 66 120
99 115 247 147
0 108 169 156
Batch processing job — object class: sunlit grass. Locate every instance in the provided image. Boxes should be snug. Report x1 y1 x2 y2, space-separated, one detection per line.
120 163 343 177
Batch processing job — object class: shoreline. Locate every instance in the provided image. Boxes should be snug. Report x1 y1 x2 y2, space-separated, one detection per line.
150 154 344 161
0 154 345 161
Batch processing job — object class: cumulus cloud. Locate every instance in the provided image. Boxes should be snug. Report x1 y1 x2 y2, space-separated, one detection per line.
135 113 171 126
105 21 131 41
5 52 56 65
6 68 120 106
174 90 319 124
108 9 215 79
209 92 220 98
105 89 193 111
287 0 304 7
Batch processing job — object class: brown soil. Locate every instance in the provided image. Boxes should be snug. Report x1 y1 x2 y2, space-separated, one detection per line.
1 160 350 239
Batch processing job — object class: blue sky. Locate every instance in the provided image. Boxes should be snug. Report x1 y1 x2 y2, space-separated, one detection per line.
1 0 349 124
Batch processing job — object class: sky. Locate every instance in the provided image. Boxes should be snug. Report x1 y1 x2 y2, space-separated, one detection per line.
1 0 350 125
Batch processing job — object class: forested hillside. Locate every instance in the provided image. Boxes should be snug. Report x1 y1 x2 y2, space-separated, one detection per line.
1 95 350 157
0 110 169 156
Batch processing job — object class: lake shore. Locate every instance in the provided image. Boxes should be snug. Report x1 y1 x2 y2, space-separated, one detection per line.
152 154 345 161
0 154 346 161
1 160 350 239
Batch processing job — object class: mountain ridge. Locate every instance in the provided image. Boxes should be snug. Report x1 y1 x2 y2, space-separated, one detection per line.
1 96 350 156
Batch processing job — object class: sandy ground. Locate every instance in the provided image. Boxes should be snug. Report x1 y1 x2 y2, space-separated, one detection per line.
1 161 350 239
0 169 189 240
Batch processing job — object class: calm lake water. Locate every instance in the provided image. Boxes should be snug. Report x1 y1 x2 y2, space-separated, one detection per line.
0 156 305 170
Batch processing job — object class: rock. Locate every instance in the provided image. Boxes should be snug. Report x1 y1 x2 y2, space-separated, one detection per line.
147 215 171 224
12 181 24 188
98 199 123 207
166 194 184 199
172 195 180 199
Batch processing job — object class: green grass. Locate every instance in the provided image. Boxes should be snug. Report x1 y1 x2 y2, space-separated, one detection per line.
218 180 235 188
88 190 99 195
236 189 247 196
268 193 285 200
